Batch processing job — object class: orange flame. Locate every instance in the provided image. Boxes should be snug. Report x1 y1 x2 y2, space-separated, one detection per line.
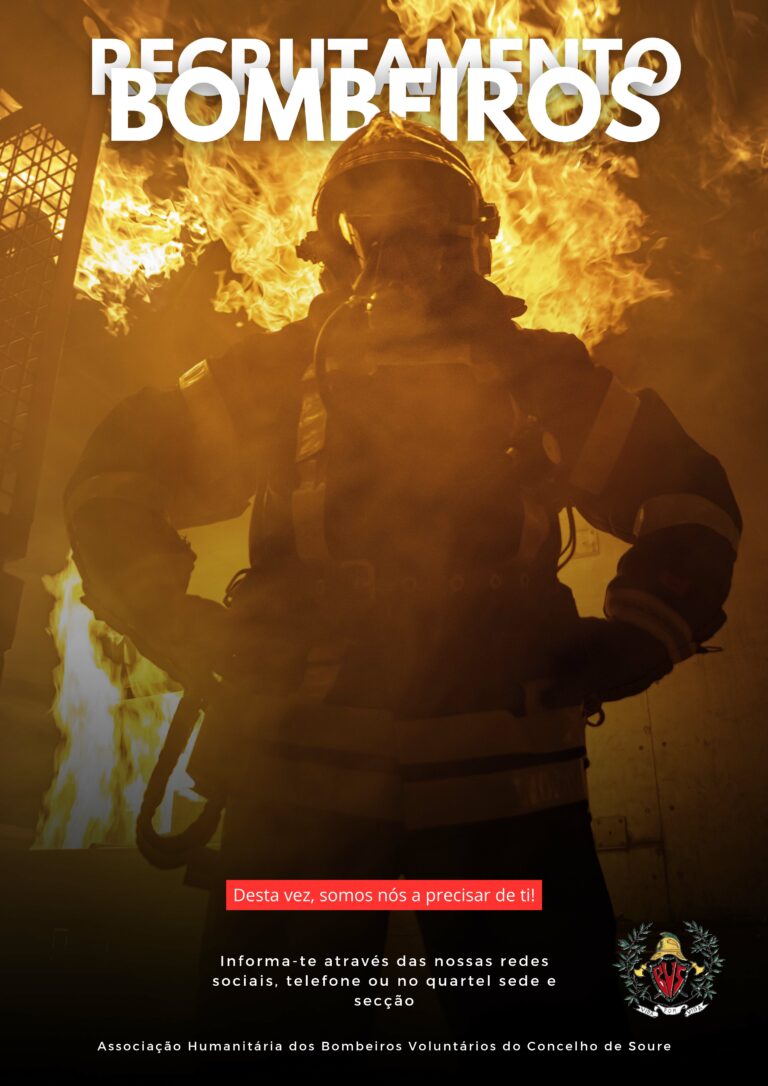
75 0 667 344
182 129 327 330
75 142 208 334
690 3 768 193
35 555 198 848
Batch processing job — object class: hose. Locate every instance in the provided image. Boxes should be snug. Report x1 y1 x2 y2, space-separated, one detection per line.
135 692 223 870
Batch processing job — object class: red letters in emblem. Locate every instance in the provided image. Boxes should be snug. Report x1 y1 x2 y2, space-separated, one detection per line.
652 959 687 999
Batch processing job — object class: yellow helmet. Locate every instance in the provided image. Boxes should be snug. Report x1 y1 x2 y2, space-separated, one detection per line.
650 934 688 962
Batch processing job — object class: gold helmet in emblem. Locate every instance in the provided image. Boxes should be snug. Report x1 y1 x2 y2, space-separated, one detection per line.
650 933 688 961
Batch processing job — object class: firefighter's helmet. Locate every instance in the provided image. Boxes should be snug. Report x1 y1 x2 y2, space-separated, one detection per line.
650 934 688 962
300 112 500 283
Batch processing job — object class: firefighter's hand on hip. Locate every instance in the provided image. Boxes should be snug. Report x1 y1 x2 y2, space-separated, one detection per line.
536 616 674 712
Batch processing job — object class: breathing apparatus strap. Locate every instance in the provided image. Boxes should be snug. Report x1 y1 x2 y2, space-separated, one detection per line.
290 305 352 697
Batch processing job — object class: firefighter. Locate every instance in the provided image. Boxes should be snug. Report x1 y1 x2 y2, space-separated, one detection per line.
63 113 741 1046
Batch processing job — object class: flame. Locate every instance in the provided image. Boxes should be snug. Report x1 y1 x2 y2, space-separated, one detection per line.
389 0 666 343
182 122 327 330
75 0 666 344
475 146 658 342
690 3 768 193
75 142 208 334
44 0 677 846
35 555 197 847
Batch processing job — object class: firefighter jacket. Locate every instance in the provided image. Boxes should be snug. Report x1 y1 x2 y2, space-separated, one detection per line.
63 274 742 830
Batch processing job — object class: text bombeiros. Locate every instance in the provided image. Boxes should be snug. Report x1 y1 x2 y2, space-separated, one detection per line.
92 35 682 144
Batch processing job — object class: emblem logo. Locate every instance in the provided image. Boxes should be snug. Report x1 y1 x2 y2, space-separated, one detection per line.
615 921 724 1018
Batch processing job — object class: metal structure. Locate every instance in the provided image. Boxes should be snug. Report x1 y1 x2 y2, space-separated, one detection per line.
0 0 106 674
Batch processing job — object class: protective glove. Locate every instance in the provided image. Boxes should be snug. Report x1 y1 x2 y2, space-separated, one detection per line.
534 616 675 713
131 594 241 692
82 587 240 700
124 588 311 697
69 499 242 697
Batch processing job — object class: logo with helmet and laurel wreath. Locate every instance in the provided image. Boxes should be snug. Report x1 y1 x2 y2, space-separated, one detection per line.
615 922 724 1018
